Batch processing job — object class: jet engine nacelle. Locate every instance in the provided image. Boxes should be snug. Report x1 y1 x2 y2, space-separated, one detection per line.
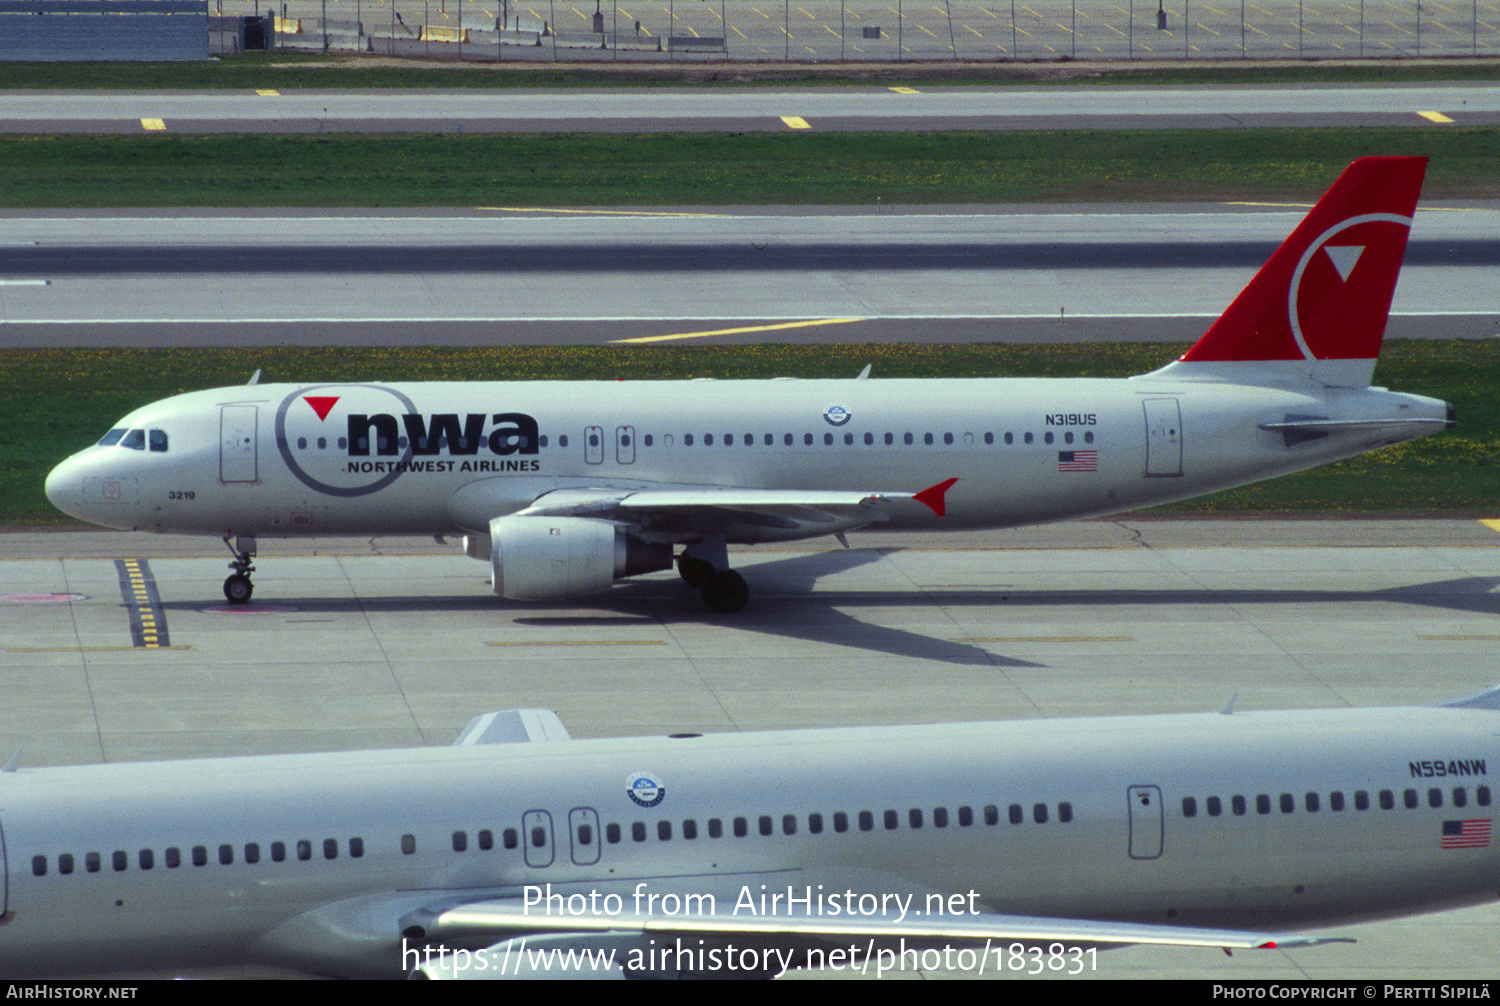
484 515 672 600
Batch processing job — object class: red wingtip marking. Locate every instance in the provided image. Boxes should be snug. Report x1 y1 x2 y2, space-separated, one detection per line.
304 396 340 421
913 477 958 517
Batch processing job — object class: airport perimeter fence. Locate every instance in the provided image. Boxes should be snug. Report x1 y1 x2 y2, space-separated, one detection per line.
4 0 1497 61
256 0 1500 62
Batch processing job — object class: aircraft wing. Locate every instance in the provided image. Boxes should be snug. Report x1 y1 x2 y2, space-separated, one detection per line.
515 487 918 538
401 895 1351 978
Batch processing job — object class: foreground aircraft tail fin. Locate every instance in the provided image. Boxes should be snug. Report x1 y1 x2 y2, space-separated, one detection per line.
1440 683 1500 711
1145 156 1426 389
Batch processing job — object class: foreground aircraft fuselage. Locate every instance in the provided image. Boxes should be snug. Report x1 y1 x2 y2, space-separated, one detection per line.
1 694 1497 978
42 157 1455 610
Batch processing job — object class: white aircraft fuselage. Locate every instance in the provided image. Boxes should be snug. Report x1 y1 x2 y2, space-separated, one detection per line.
0 700 1496 978
43 375 1448 538
42 157 1455 611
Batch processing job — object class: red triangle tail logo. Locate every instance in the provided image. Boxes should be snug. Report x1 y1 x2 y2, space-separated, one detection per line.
304 396 340 421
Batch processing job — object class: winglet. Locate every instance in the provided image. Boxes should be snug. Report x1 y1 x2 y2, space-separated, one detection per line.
913 478 958 516
1147 156 1426 389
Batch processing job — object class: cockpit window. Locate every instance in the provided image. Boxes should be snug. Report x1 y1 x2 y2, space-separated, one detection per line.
120 429 145 451
98 429 126 447
149 429 168 453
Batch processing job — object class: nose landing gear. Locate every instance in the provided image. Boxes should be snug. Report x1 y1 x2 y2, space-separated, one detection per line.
223 534 257 604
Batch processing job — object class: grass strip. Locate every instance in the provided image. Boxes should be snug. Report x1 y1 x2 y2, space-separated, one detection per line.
3 128 1499 207
5 342 1495 524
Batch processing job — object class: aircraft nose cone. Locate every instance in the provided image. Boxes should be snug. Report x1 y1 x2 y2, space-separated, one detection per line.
45 453 88 521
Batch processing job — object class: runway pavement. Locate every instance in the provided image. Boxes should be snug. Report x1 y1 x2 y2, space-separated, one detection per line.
2 518 1497 978
4 204 1498 347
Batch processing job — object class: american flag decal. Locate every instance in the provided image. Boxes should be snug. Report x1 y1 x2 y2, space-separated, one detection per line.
1057 450 1098 472
1441 819 1491 849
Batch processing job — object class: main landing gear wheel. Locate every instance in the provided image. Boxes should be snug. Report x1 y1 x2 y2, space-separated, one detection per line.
222 534 257 605
223 574 253 604
677 554 715 588
701 569 748 614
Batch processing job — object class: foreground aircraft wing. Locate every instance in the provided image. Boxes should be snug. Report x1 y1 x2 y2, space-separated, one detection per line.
401 896 1350 979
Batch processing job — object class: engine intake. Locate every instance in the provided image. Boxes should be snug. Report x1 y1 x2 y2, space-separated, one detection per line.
484 515 671 600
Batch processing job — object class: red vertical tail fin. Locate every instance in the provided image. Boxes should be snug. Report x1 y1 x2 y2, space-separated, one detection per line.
1148 156 1426 388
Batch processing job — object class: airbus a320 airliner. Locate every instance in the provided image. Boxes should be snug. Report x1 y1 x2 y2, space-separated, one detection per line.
0 687 1496 978
45 157 1453 612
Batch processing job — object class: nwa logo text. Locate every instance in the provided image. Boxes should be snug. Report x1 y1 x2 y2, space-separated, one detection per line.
277 386 545 499
347 412 540 457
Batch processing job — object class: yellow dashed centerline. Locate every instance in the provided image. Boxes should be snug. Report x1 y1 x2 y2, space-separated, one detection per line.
1420 635 1500 641
478 206 732 218
890 86 919 93
1417 110 1455 123
780 115 811 129
613 317 865 345
141 118 165 131
1480 519 1500 535
255 89 280 96
486 640 667 647
960 635 1136 643
9 646 193 652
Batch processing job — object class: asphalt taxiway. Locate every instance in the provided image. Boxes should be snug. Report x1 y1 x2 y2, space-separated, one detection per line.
6 83 1500 134
4 205 1498 347
2 519 1495 979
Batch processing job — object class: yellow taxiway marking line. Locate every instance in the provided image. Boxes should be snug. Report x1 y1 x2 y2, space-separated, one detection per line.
477 206 733 218
1420 635 1500 641
1417 110 1455 123
9 646 193 652
255 89 280 96
613 317 865 345
486 640 666 647
890 86 919 93
1480 519 1500 534
141 118 166 130
961 635 1136 643
781 115 812 129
